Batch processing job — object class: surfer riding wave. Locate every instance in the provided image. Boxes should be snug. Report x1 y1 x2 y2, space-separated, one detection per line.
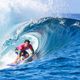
13 40 34 64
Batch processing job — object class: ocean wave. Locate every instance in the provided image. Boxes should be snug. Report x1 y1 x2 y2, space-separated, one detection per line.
0 17 80 70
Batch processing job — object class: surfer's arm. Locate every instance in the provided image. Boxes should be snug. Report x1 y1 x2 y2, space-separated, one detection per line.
29 45 34 54
32 48 34 54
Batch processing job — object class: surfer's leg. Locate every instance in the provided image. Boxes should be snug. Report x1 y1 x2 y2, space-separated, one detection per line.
13 54 21 64
12 50 22 64
23 52 29 59
25 54 29 58
20 51 29 60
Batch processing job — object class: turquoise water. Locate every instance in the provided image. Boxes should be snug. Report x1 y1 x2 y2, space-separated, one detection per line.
0 17 80 80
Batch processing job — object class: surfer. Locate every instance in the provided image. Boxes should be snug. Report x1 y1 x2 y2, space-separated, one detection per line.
13 40 34 64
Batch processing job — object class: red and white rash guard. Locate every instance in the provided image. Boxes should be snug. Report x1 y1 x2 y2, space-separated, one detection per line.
17 43 33 51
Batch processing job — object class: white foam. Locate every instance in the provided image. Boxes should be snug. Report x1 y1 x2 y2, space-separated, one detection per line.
0 50 17 69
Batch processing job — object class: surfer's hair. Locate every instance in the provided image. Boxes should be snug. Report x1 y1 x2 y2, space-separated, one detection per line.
24 40 30 43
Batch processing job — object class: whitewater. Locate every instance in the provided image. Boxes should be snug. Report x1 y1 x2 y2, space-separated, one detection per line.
0 17 80 80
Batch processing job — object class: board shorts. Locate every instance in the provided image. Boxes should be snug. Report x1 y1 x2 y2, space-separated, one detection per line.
15 48 28 56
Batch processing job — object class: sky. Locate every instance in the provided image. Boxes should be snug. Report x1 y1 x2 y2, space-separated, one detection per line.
0 0 80 41
49 0 80 13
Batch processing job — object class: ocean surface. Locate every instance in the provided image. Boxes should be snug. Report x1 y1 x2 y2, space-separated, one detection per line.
0 17 80 80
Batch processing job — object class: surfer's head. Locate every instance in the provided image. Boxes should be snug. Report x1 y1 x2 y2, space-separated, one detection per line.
24 40 30 43
24 40 30 47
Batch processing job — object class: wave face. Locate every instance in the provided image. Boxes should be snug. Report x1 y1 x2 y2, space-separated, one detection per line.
0 17 80 79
